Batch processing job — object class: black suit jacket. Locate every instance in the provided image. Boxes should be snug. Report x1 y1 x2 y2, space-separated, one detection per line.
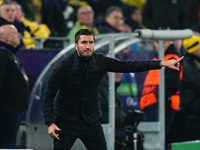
0 42 29 111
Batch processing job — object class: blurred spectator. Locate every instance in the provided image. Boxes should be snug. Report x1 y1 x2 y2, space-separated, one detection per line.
173 40 183 51
14 2 51 49
175 35 200 142
99 73 126 150
0 0 16 25
95 6 132 34
99 72 144 150
14 0 34 20
142 0 187 29
121 0 146 10
139 40 182 147
0 0 25 48
0 24 29 148
87 0 124 20
116 47 143 149
173 39 185 56
99 73 125 126
42 0 74 37
116 47 139 110
123 5 145 32
68 0 87 17
68 5 98 41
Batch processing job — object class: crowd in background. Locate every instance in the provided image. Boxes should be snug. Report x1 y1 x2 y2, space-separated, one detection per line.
11 0 200 37
1 0 200 47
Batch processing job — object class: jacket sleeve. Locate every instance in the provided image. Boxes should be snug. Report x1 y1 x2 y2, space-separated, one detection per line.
103 56 161 73
43 61 65 126
0 53 9 87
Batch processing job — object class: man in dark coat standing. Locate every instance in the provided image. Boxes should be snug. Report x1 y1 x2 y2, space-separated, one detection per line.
43 29 183 150
0 25 29 148
174 35 200 142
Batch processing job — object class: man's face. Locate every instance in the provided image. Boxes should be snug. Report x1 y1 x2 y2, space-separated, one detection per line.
15 5 23 21
78 6 94 27
105 10 123 30
0 4 16 23
9 26 20 48
75 35 94 59
131 9 142 24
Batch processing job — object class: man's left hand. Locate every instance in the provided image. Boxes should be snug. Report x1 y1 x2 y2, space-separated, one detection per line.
160 56 184 71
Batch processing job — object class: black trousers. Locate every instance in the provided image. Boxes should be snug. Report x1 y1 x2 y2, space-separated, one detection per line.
0 110 22 148
54 119 107 150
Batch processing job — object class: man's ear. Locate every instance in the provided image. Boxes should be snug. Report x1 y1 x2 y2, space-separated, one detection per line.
4 36 9 43
74 43 77 50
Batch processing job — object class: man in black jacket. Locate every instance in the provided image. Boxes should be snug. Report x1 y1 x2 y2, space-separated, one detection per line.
43 29 183 150
174 35 200 142
0 25 29 148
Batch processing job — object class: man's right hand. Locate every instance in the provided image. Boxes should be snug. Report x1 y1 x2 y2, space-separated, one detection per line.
48 123 61 140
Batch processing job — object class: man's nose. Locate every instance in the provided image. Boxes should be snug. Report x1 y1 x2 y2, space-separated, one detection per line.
9 10 14 14
86 43 90 48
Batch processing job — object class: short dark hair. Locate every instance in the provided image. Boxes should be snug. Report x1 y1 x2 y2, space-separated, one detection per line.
75 29 95 43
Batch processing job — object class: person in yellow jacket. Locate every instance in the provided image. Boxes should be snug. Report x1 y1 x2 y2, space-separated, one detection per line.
15 2 50 49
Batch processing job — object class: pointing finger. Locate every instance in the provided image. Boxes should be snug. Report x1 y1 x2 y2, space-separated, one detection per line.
177 56 184 62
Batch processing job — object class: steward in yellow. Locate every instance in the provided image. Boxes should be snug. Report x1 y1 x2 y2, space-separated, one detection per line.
15 3 50 49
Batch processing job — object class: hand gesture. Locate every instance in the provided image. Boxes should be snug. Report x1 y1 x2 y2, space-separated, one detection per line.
160 56 184 71
48 123 61 140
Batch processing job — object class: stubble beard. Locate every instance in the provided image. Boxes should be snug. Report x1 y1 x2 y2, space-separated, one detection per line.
77 47 93 60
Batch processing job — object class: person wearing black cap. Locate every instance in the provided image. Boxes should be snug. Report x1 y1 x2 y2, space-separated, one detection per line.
174 35 200 142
